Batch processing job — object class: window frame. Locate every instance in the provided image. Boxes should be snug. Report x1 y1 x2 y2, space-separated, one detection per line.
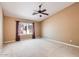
18 22 33 36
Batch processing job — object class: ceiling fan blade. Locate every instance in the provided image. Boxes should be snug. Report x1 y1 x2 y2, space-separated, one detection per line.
39 4 42 10
41 13 48 15
41 9 46 12
32 12 39 15
34 10 38 12
39 4 42 8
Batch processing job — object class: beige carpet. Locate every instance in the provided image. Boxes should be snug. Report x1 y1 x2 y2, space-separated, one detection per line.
0 39 79 57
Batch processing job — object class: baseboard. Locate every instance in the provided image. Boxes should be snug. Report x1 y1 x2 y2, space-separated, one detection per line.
4 40 15 44
44 38 79 48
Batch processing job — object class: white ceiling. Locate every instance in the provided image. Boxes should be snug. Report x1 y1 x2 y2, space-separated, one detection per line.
1 2 74 21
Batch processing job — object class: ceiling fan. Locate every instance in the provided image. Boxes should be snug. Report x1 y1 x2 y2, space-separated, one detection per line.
32 4 49 17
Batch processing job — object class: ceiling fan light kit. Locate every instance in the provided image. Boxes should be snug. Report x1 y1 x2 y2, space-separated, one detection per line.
32 4 49 17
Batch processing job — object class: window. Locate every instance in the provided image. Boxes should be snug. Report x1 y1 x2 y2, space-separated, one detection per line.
18 22 33 35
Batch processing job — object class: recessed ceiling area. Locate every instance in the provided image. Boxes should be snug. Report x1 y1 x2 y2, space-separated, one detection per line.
0 2 74 21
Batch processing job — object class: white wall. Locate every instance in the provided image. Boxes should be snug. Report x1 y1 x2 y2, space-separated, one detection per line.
0 4 3 48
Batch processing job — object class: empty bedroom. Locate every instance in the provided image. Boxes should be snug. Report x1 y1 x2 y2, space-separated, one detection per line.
0 2 79 57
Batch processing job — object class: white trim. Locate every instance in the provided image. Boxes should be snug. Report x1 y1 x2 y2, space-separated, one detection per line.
44 38 79 48
4 40 15 44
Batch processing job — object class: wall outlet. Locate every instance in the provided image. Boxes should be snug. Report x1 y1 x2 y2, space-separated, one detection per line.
70 40 72 43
